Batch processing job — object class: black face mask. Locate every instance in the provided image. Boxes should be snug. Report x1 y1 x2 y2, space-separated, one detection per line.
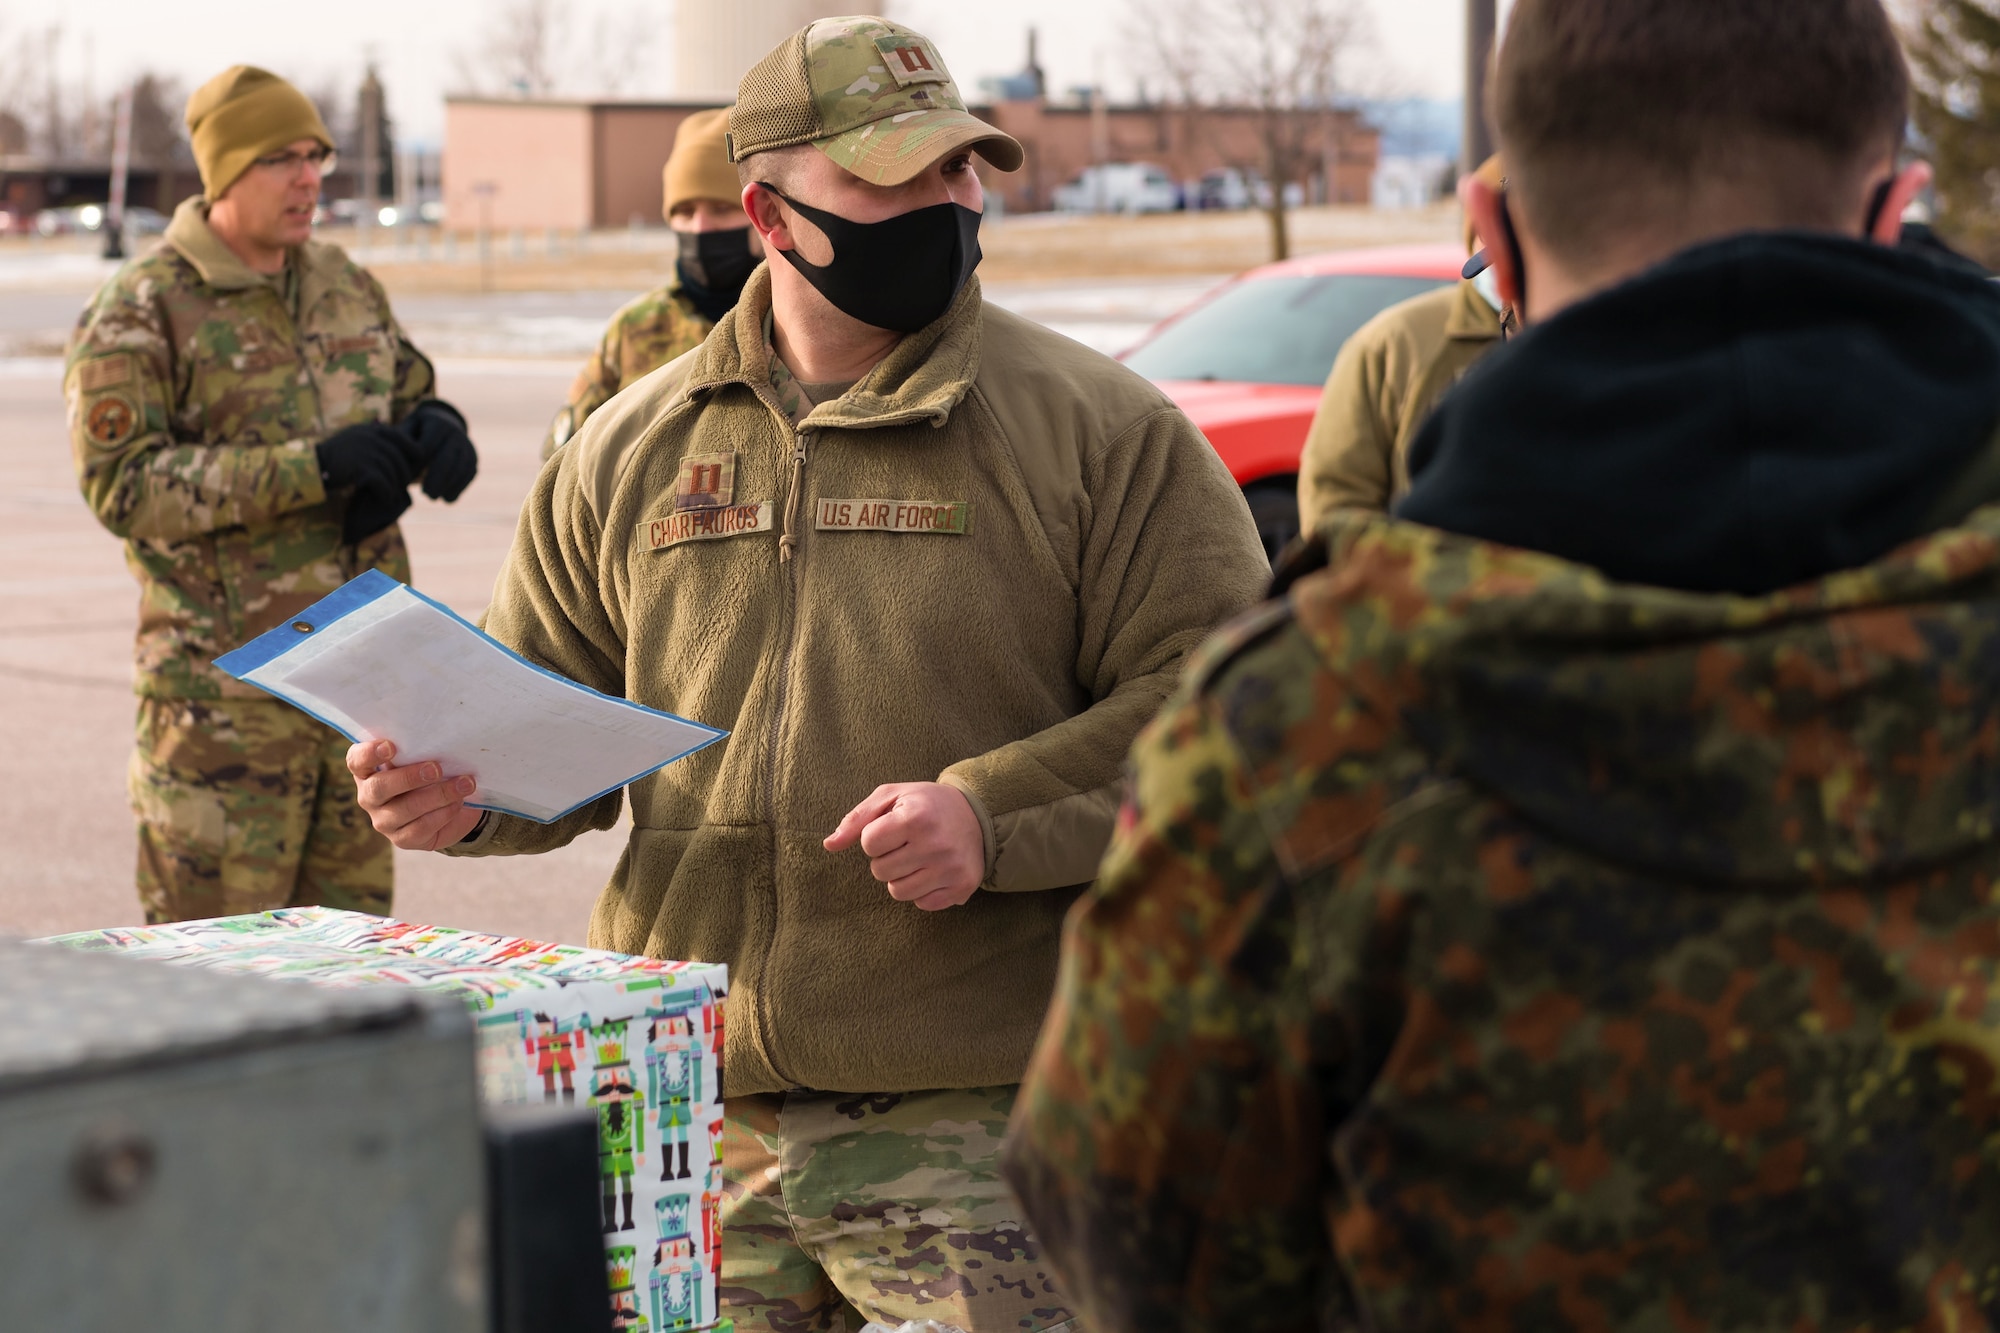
676 227 758 323
764 186 982 334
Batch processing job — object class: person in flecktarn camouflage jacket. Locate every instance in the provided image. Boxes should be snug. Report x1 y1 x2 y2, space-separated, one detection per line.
1005 1 2000 1329
65 67 476 924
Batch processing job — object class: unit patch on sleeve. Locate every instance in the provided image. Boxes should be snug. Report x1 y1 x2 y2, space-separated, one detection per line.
814 499 971 535
84 394 140 449
78 353 135 394
638 502 773 552
675 451 737 511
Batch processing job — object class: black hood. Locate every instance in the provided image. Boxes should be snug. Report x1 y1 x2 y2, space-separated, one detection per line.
1395 233 2000 595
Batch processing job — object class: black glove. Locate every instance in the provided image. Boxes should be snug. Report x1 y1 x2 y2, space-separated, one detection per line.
316 421 422 545
400 398 479 503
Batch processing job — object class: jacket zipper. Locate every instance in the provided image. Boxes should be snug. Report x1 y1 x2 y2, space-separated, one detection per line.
777 432 809 563
758 424 812 1087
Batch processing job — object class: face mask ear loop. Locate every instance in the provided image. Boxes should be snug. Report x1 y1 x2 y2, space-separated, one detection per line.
747 182 795 263
1863 179 1895 240
1499 183 1528 327
760 185 827 259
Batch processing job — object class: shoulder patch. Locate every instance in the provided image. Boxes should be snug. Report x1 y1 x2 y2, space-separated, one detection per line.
78 353 135 394
84 393 140 449
1185 599 1296 694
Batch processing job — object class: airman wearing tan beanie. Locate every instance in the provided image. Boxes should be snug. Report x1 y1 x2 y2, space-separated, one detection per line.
663 108 741 219
185 66 334 199
70 65 472 932
544 106 756 459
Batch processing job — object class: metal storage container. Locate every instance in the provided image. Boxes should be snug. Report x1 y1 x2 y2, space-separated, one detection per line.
0 938 486 1332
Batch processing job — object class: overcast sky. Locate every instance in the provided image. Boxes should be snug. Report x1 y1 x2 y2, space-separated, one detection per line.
20 0 1476 145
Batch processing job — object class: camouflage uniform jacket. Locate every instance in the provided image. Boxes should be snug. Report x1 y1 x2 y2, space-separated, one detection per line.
66 196 434 699
542 281 712 460
1005 508 2000 1332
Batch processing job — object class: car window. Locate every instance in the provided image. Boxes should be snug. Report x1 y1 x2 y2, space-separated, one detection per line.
1123 273 1452 386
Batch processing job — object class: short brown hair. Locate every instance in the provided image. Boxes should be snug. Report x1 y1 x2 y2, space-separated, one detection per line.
735 143 813 193
1495 0 1910 263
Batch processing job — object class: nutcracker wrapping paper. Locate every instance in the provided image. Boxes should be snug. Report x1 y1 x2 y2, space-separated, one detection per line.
45 907 728 1333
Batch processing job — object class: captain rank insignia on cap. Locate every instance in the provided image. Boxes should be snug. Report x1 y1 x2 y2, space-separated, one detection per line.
874 36 950 89
675 451 737 512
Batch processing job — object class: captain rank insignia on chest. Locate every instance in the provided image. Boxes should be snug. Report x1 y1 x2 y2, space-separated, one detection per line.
638 450 770 552
675 452 736 512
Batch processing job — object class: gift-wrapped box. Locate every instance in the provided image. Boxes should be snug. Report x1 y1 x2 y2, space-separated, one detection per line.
45 907 729 1333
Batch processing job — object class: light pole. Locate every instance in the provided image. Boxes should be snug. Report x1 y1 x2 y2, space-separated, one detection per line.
103 85 133 261
1464 0 1496 171
358 65 383 256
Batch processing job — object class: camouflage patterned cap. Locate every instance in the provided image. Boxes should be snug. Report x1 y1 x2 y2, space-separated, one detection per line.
730 15 1024 187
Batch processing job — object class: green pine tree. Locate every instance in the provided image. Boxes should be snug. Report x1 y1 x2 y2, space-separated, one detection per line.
1910 0 2000 265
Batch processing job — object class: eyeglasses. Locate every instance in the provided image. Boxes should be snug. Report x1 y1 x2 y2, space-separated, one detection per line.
253 147 337 178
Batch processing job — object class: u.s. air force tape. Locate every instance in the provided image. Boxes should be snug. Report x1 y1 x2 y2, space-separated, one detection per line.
814 499 970 534
637 502 773 551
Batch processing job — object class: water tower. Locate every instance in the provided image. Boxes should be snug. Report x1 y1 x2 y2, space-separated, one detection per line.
674 0 857 101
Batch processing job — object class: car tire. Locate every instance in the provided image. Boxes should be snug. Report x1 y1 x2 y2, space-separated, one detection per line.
1243 478 1301 566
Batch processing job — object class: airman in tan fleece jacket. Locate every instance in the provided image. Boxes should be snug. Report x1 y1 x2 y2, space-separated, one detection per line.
353 15 1267 1331
448 263 1267 1096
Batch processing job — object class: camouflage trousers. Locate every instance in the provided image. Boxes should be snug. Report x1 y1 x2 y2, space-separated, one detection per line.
719 1086 1079 1333
129 697 392 924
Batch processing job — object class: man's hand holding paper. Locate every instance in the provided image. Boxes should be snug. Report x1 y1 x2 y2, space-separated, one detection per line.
347 740 484 852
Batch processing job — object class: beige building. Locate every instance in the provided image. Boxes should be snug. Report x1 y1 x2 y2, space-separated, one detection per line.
441 98 723 232
979 99 1380 215
444 94 1381 233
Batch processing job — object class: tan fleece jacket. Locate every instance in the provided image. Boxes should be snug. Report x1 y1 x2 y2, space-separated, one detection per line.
1298 280 1503 529
449 267 1269 1096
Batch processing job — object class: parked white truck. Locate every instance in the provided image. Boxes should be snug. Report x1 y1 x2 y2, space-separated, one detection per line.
1051 162 1183 214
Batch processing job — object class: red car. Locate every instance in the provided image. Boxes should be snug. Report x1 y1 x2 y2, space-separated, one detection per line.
1120 242 1469 558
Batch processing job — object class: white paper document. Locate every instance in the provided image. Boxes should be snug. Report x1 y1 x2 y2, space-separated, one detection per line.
214 571 725 823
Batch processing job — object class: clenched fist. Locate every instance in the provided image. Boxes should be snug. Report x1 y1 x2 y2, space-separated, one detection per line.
824 782 984 911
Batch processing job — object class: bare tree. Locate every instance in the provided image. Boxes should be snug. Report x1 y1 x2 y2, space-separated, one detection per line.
37 24 66 158
126 75 187 167
452 0 667 98
579 6 659 96
0 13 51 154
1126 0 1367 261
454 0 564 97
300 78 353 150
0 26 28 153
0 10 188 192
